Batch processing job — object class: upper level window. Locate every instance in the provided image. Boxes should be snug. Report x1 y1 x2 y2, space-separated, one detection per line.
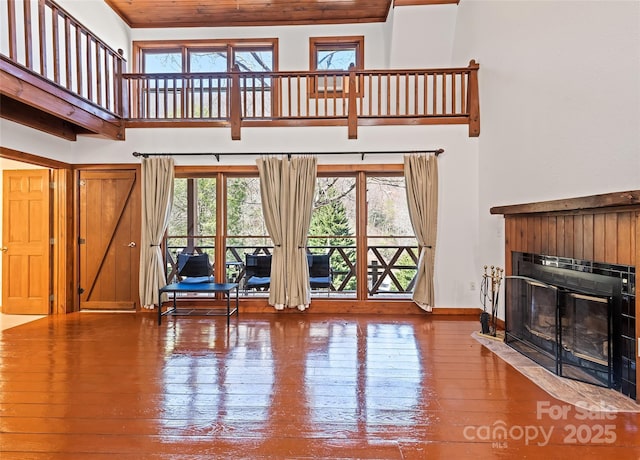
134 39 277 74
132 40 277 118
309 36 363 97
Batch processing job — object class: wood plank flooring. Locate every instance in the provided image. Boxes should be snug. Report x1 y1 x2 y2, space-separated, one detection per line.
0 312 638 459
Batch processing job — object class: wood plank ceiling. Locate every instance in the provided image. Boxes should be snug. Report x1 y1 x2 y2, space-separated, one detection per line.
104 0 459 29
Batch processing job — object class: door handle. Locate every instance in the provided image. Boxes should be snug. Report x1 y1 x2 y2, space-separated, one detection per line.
128 242 136 248
1 247 7 253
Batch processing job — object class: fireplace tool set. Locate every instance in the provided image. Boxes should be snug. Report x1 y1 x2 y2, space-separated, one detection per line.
480 265 503 338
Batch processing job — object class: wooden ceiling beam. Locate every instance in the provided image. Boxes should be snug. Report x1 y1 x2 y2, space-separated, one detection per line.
0 95 78 141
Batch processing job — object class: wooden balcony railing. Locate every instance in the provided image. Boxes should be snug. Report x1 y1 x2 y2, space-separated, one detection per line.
1 0 480 140
123 62 480 139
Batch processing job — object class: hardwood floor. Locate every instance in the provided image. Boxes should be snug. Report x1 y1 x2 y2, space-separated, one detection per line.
0 312 638 459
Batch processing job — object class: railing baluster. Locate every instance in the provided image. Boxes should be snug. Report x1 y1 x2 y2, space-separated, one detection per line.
216 77 222 119
52 6 60 84
368 74 373 117
180 76 186 119
264 75 268 118
413 73 418 116
332 75 337 116
104 51 111 110
442 72 447 115
95 43 102 106
287 75 292 117
38 0 47 76
395 74 400 116
86 36 92 101
423 72 428 116
116 49 124 117
173 77 178 118
75 27 82 96
296 75 301 118
254 74 258 117
452 71 457 114
461 72 467 114
23 0 33 69
404 73 409 116
323 77 328 115
200 76 205 118
358 74 363 115
207 77 212 119
432 72 437 115
385 74 390 116
7 0 17 61
64 16 71 89
154 76 159 118
169 77 176 119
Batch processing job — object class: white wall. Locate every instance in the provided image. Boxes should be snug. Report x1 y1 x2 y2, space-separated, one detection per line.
130 22 390 70
388 4 458 68
452 0 640 316
56 0 131 60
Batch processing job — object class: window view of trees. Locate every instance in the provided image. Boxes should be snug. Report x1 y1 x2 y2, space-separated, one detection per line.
137 41 275 119
367 176 417 295
166 170 417 297
310 177 356 292
167 178 217 274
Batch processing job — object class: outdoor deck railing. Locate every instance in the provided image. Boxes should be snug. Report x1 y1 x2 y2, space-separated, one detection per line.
165 238 418 297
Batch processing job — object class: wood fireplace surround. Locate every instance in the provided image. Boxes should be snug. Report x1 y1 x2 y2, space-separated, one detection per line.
491 190 640 402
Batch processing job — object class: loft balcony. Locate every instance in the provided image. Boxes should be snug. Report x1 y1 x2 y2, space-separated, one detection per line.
0 0 480 141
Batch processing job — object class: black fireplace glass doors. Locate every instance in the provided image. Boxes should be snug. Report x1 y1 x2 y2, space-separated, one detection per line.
559 292 612 387
505 276 614 388
505 276 559 376
507 252 626 391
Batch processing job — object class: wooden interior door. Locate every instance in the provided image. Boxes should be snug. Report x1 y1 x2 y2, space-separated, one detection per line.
78 169 140 310
2 169 51 314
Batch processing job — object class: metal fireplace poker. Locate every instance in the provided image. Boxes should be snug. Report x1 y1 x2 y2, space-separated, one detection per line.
480 265 504 337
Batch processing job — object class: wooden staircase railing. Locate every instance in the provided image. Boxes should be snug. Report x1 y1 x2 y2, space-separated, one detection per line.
1 0 126 115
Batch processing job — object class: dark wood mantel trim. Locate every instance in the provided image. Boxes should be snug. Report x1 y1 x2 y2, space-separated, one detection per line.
490 190 640 216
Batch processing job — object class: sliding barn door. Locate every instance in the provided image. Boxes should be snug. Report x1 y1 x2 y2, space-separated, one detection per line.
78 170 140 310
1 170 51 314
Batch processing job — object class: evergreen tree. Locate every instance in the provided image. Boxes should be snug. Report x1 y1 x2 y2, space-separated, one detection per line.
310 186 356 291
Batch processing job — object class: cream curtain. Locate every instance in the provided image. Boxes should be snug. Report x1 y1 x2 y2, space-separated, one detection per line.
285 156 317 310
139 156 174 309
257 156 317 310
404 153 438 312
257 157 288 309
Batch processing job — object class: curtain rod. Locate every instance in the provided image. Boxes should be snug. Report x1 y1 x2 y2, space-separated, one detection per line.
132 149 444 162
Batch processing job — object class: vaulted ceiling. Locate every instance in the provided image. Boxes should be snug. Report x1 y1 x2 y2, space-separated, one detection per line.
104 0 458 29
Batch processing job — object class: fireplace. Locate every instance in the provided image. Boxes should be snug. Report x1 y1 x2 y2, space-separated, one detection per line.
505 252 636 399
